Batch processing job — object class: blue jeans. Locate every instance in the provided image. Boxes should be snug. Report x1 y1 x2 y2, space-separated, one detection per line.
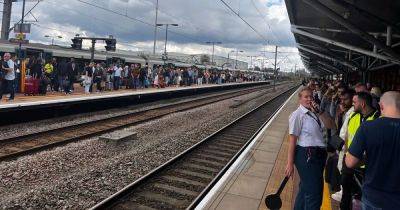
362 197 382 210
132 77 139 89
294 146 327 210
113 76 121 90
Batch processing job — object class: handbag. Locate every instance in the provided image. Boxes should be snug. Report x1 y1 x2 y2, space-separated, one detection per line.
328 133 345 151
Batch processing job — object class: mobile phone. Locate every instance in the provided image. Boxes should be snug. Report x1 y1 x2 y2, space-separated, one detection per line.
310 101 320 113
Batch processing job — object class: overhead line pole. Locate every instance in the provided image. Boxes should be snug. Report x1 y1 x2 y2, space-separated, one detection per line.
152 0 159 55
273 45 278 90
18 0 26 60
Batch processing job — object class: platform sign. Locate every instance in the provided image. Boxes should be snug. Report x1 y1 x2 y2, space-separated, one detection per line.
15 33 26 40
14 23 31 33
9 38 29 44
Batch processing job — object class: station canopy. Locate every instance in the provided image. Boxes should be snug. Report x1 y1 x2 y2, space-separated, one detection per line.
285 0 400 76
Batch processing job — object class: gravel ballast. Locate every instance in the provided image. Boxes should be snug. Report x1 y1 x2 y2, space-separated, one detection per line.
0 84 292 209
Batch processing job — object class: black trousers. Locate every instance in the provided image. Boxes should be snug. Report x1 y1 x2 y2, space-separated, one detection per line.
340 157 364 210
0 79 15 100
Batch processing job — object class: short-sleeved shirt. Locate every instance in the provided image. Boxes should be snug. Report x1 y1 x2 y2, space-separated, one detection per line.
4 60 15 80
349 117 400 209
289 105 326 147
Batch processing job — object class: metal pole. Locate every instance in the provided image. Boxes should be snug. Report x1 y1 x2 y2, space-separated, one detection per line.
51 38 54 45
18 0 26 59
152 0 159 55
387 26 392 46
1 0 12 40
235 50 238 69
211 43 215 65
273 45 277 90
91 39 96 62
164 24 168 56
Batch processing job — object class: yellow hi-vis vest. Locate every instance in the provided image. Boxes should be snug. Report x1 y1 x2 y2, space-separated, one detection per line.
347 110 379 148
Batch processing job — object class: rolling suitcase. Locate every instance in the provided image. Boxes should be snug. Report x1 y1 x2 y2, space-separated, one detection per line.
24 78 39 95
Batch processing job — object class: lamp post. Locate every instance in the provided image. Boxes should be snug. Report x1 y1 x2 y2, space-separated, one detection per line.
156 23 178 63
205 41 221 65
247 55 257 70
235 50 244 69
44 35 62 45
227 50 235 68
152 0 159 55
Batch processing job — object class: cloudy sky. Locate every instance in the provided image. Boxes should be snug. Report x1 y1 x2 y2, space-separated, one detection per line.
6 0 304 71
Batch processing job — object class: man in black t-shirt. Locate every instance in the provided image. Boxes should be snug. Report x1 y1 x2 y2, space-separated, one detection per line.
346 91 400 209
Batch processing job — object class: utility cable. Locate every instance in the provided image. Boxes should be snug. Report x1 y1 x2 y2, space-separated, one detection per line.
219 0 269 44
76 0 204 43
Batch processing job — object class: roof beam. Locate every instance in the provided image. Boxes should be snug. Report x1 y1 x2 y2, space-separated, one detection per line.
292 24 400 38
331 0 400 33
292 27 400 65
318 61 345 73
297 45 357 69
302 0 400 60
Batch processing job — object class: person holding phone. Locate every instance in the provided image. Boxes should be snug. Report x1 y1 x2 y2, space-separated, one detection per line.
286 87 336 209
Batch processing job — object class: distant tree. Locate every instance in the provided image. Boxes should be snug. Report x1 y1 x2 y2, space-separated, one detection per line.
200 54 210 64
254 66 261 71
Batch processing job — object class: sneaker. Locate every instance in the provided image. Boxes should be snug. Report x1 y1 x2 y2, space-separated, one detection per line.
332 190 343 202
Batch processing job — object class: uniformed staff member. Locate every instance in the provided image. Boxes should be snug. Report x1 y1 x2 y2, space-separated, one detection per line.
286 87 336 210
346 91 400 209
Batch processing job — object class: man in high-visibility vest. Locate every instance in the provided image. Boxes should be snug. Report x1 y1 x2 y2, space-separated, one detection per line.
340 92 380 210
345 91 400 209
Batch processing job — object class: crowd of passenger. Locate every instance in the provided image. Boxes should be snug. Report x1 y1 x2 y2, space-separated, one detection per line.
287 78 400 209
0 55 265 101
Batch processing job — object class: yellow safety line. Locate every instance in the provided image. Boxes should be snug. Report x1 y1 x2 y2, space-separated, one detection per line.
321 178 332 210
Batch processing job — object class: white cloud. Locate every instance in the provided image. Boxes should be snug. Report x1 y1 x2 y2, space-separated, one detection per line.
3 0 303 69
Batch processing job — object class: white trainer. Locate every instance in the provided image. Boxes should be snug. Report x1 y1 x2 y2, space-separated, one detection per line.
331 190 343 202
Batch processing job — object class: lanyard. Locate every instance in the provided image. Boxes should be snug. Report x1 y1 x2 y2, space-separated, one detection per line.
306 111 322 130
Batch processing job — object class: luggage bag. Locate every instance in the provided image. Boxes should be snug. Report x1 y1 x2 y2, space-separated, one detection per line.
24 78 39 95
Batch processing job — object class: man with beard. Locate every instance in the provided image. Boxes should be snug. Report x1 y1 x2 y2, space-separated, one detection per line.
340 92 379 209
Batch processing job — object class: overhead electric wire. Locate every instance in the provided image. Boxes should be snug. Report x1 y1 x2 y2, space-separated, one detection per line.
218 0 269 44
250 0 280 45
76 0 204 43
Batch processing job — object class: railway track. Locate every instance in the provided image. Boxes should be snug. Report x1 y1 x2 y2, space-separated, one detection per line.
91 85 298 210
0 83 290 161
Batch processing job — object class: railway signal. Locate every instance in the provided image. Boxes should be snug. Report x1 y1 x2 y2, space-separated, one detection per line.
71 37 83 50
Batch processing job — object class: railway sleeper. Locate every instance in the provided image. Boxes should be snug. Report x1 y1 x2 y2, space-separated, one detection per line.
135 191 189 209
173 169 214 180
192 153 230 162
112 201 157 210
161 175 207 189
181 164 220 175
169 170 211 183
189 157 226 168
207 145 238 153
153 183 198 197
200 150 233 159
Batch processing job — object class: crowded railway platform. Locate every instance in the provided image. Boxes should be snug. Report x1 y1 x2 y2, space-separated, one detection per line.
1 0 400 208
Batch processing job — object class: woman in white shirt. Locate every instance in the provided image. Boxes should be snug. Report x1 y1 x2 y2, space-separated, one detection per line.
286 87 336 210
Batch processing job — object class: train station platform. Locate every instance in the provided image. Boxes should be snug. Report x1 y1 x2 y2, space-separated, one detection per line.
0 81 270 125
197 87 334 210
